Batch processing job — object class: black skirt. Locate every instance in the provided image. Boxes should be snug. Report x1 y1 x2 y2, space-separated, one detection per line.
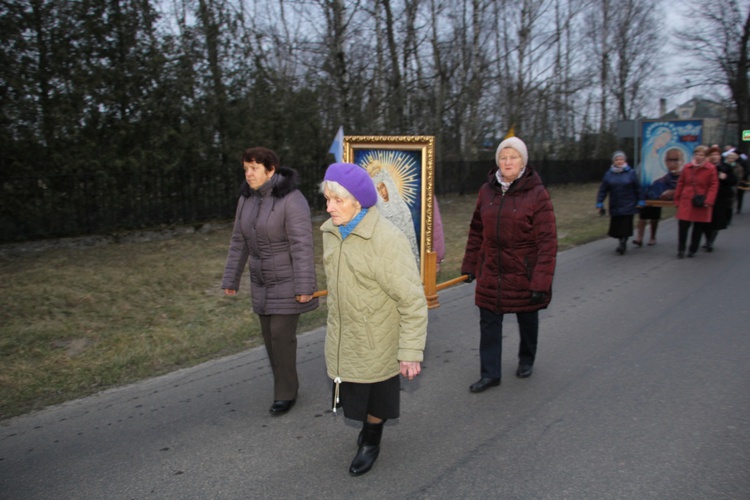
332 375 401 422
638 206 662 220
608 214 634 238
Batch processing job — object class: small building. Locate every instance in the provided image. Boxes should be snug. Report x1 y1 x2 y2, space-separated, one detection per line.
657 97 737 147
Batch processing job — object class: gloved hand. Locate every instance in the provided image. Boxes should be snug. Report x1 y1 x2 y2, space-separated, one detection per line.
530 291 546 304
464 273 476 283
598 207 606 216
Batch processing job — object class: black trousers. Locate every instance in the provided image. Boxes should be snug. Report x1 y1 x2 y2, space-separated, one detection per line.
258 313 300 401
478 308 539 379
678 220 709 254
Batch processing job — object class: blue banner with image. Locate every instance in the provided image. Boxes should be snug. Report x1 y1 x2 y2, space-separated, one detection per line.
640 120 703 187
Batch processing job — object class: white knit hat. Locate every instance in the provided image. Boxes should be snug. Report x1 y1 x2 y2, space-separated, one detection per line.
496 137 528 168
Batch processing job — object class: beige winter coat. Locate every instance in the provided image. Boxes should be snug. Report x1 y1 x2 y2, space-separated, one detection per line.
321 207 428 383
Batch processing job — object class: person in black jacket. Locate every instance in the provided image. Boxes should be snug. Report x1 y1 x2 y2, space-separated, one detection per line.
704 146 737 251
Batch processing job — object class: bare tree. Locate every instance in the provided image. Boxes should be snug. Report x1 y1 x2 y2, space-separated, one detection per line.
675 0 750 146
610 0 663 120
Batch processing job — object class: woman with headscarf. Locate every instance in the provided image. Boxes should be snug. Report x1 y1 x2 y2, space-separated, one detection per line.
320 163 428 476
596 151 644 255
461 137 557 393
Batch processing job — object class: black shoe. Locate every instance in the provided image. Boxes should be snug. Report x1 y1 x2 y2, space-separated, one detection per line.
349 422 384 476
677 251 685 259
687 251 696 258
516 364 533 378
469 377 501 393
269 399 295 415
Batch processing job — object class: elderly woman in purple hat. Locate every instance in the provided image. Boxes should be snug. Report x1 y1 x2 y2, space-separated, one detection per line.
319 162 428 477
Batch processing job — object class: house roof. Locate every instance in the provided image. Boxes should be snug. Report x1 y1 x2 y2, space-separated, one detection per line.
659 97 728 120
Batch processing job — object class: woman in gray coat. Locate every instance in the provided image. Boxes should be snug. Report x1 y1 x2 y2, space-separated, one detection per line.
222 147 318 416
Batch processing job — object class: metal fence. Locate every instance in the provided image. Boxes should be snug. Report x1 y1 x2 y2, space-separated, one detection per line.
0 159 606 243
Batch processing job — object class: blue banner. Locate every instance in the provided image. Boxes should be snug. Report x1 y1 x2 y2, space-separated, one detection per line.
640 120 703 187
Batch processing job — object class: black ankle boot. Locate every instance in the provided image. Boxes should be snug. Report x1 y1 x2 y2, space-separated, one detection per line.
616 238 627 255
349 421 384 476
357 421 365 446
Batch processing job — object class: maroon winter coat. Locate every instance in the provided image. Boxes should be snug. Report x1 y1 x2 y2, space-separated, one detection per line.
674 161 719 223
461 167 557 314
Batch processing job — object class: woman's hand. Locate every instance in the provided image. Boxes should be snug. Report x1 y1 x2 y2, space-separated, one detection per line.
659 189 675 200
400 361 421 380
295 294 313 303
224 289 237 296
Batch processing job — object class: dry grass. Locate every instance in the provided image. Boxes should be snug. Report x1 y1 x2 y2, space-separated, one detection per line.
0 182 666 419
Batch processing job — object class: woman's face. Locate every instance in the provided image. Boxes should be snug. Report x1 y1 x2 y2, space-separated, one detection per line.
498 147 524 181
244 161 274 190
692 151 706 166
324 187 360 226
613 156 626 167
709 152 721 165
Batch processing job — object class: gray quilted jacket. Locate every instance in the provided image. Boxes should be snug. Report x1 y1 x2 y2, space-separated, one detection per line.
321 207 427 383
222 167 318 315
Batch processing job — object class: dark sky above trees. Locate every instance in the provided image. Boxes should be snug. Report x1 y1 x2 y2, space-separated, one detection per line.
1 0 747 176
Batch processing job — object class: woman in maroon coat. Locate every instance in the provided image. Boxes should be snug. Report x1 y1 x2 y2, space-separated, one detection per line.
674 145 718 258
461 137 557 393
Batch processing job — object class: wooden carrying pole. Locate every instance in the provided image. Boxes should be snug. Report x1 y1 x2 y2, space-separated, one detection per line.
436 274 469 292
312 253 469 307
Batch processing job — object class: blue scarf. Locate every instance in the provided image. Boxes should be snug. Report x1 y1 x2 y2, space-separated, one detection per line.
338 208 368 240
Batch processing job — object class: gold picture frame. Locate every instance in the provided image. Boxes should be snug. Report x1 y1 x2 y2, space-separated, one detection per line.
343 135 435 282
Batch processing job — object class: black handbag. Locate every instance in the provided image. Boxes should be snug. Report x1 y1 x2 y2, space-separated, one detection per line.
689 168 706 207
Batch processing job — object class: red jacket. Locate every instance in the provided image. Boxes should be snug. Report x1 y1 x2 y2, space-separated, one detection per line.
461 167 557 313
674 162 718 223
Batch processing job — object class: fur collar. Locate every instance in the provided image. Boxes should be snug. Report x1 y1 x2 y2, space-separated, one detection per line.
239 166 300 198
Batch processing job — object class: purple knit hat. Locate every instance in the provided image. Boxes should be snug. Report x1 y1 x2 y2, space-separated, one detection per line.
324 162 378 208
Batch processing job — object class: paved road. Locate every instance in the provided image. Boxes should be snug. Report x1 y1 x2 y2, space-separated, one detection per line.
2 215 749 499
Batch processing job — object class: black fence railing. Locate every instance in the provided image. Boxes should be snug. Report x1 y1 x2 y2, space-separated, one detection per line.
0 159 606 243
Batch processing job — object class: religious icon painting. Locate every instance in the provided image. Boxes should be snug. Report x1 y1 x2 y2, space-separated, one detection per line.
344 135 435 281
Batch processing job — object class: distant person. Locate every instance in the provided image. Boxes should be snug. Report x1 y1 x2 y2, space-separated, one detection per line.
320 162 428 476
674 145 719 258
734 150 749 214
596 151 644 255
635 148 684 246
461 137 557 392
222 147 318 416
723 146 748 214
704 146 737 251
724 151 745 214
